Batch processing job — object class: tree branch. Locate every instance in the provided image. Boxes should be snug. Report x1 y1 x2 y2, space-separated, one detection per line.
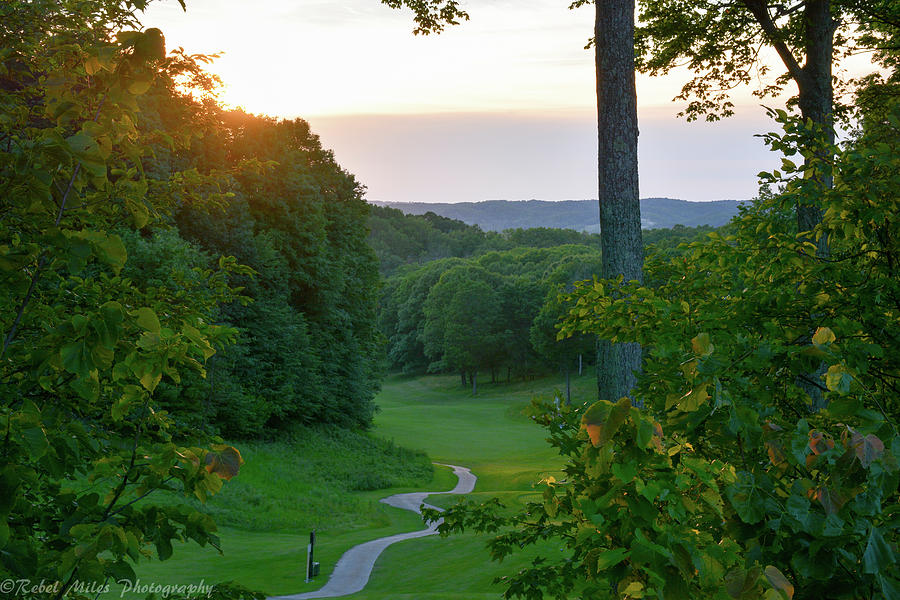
741 0 807 85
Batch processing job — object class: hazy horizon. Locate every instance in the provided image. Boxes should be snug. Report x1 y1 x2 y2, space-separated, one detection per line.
144 0 876 204
369 197 747 204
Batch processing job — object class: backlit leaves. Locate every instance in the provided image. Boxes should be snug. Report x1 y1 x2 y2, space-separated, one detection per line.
581 398 631 447
204 445 244 481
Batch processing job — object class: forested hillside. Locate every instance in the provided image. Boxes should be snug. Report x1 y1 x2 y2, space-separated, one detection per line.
167 112 380 436
373 198 746 232
368 203 717 276
368 204 603 275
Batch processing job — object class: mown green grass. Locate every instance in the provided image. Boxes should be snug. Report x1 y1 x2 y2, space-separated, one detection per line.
340 372 594 599
111 371 593 599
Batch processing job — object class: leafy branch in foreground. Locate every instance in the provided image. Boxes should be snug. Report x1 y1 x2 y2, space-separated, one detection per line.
427 99 900 600
0 2 251 597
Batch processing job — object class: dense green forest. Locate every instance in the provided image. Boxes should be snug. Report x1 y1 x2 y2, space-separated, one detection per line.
165 111 381 436
1 29 380 440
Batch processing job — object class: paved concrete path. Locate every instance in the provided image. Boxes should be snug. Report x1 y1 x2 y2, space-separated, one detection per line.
269 463 476 600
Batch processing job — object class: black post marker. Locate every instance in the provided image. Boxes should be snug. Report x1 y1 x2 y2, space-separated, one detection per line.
306 531 316 582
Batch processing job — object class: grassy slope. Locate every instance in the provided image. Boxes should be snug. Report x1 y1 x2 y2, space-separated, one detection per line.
116 372 594 599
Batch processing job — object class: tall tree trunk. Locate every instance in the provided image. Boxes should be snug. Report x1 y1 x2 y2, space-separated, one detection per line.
460 370 467 388
797 0 834 410
595 0 643 402
797 0 834 259
472 370 478 396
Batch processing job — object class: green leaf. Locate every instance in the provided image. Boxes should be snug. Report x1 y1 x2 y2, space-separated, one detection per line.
132 307 161 333
876 574 900 600
19 427 49 460
725 567 761 599
635 418 655 449
155 535 173 561
97 233 127 275
97 301 125 348
183 324 215 360
125 197 150 228
61 341 91 377
691 332 714 356
863 526 895 575
112 386 143 421
612 461 637 483
0 519 8 549
764 566 794 599
128 79 152 95
676 383 710 412
595 547 629 570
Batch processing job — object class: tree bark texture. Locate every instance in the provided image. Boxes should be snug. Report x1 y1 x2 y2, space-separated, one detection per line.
595 0 643 402
797 0 834 259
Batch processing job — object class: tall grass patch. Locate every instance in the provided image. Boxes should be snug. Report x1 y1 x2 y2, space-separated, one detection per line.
182 425 434 532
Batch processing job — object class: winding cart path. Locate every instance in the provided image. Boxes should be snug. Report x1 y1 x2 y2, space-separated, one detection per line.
269 463 476 599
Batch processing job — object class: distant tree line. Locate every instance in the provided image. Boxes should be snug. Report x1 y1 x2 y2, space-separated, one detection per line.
368 204 605 276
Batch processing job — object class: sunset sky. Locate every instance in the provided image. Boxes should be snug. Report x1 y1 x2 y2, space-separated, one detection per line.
143 0 871 204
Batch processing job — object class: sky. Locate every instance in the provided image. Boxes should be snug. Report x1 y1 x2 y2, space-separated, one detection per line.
141 0 866 204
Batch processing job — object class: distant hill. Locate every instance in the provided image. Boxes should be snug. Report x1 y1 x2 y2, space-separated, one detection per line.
371 198 747 232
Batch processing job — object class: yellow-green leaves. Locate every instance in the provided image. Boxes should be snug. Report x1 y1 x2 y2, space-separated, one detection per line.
182 323 216 360
812 326 835 346
581 398 631 447
691 332 714 356
131 307 160 334
825 364 853 395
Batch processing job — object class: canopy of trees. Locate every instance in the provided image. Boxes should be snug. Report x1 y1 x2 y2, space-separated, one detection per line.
0 1 378 595
368 204 605 276
375 219 715 395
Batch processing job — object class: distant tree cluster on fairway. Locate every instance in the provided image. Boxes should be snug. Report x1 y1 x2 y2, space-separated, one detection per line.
374 210 718 394
378 246 600 386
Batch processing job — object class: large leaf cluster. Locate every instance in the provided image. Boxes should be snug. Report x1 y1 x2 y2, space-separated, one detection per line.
430 100 899 599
